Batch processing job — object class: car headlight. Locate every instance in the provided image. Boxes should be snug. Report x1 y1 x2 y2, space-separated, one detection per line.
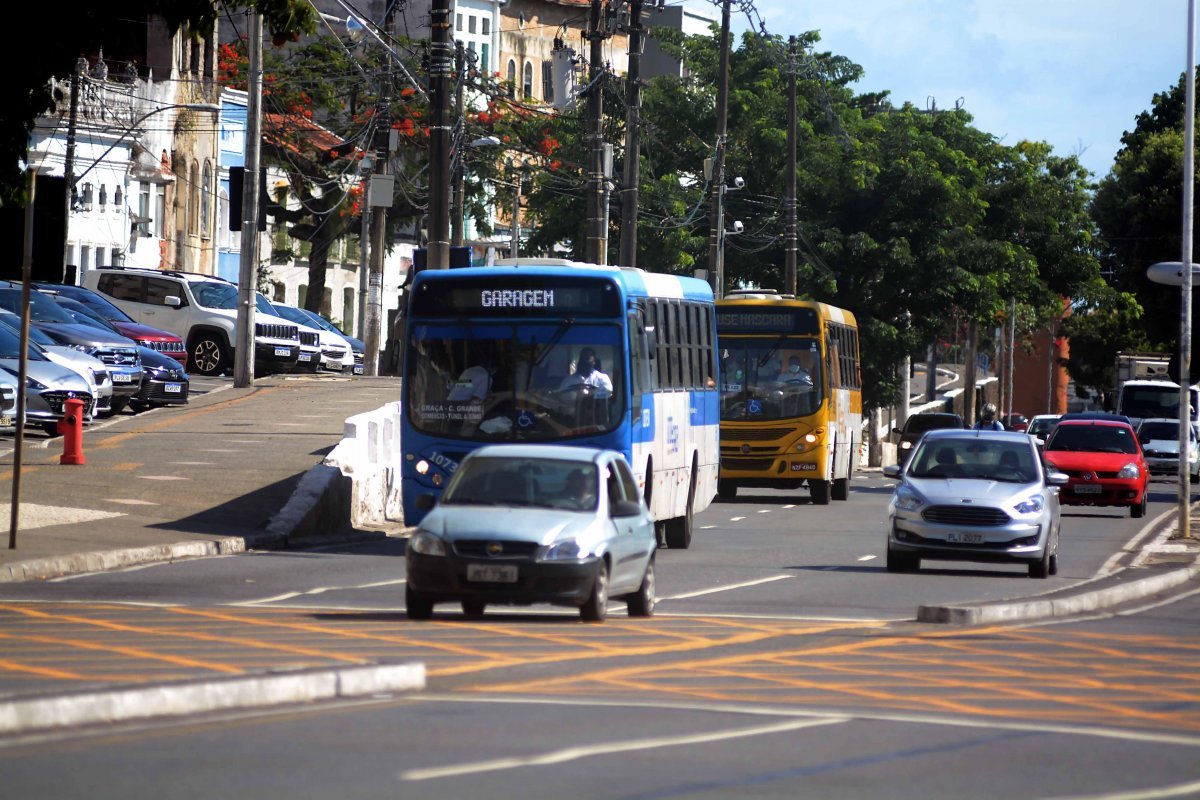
900 441 912 450
408 531 446 557
894 485 925 512
1014 495 1044 514
1118 463 1141 479
544 540 593 560
25 376 47 390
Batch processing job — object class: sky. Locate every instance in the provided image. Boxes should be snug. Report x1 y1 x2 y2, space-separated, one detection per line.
679 0 1192 181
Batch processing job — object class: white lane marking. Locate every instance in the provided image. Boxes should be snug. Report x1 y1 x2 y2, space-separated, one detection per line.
138 475 189 481
663 575 792 600
168 461 217 466
756 509 771 514
104 499 158 506
781 504 796 509
230 578 407 606
730 516 746 522
1044 779 1200 800
399 718 846 781
1101 506 1175 575
700 525 717 529
857 555 876 562
48 557 236 582
0 503 124 530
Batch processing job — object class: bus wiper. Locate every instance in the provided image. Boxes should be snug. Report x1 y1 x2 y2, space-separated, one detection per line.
756 334 789 368
532 318 575 368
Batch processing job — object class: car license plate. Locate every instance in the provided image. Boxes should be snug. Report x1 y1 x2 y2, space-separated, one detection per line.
112 373 132 383
164 383 182 394
1074 484 1102 495
0 415 11 427
298 353 311 361
947 532 984 544
467 564 518 583
353 365 364 375
274 347 291 357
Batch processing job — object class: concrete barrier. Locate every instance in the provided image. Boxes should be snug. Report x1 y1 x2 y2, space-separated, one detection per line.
323 400 406 531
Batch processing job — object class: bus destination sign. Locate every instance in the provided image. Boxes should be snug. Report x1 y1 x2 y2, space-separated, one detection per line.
717 308 820 335
412 277 621 317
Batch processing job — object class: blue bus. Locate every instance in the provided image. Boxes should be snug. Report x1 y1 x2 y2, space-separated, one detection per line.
400 258 719 548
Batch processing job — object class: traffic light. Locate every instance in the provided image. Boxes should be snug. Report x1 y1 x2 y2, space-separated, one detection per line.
228 167 267 232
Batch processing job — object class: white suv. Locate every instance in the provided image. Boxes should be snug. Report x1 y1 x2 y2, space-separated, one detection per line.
83 268 300 376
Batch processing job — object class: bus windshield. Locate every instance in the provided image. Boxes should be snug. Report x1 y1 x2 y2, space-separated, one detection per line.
718 337 824 421
406 321 625 440
1120 385 1198 420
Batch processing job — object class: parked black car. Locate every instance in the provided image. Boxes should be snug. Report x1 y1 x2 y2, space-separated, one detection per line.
129 346 189 410
893 412 966 467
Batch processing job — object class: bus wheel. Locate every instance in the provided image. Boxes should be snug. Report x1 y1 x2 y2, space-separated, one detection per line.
832 476 850 501
664 471 696 549
809 479 832 505
717 479 737 500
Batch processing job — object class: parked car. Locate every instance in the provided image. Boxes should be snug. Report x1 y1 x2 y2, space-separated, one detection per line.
405 445 657 622
1042 418 1149 517
892 411 965 466
1001 413 1029 432
0 311 111 418
882 428 1066 577
255 295 321 373
33 282 188 368
0 369 18 436
0 283 142 411
82 267 299 376
1135 417 1200 483
0 322 94 435
295 308 364 374
1026 413 1062 449
269 301 352 373
129 346 189 410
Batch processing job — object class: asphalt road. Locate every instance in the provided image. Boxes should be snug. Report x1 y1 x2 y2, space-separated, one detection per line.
2 473 1198 798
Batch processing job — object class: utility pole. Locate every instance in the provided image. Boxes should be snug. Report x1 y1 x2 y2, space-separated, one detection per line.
784 35 798 296
364 3 397 376
706 0 731 298
585 0 607 265
451 40 466 248
510 168 522 258
618 0 644 269
234 11 263 388
1177 0 1196 539
357 166 370 339
62 61 84 283
11 167 35 549
427 0 453 269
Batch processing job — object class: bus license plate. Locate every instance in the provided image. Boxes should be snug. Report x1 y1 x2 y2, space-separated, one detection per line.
467 564 517 583
947 532 984 544
164 383 182 394
274 347 291 357
1074 484 1102 495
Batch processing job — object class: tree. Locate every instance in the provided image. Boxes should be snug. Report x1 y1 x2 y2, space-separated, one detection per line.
0 1 316 209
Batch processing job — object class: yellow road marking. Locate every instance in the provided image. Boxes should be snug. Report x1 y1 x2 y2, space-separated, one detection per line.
0 657 86 680
0 631 243 675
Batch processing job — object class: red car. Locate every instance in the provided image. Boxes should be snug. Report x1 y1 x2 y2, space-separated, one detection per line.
1001 413 1029 432
1041 418 1149 517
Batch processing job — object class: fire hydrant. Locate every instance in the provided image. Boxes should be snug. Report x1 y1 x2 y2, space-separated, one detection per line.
58 397 86 466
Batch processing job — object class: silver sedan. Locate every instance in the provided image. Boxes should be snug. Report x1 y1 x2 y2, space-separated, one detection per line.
883 429 1068 578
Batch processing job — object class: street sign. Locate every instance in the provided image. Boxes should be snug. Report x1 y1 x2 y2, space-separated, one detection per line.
1147 261 1199 286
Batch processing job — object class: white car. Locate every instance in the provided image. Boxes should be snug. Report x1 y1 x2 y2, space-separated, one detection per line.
269 301 352 372
1136 417 1200 483
0 312 111 417
1026 413 1062 449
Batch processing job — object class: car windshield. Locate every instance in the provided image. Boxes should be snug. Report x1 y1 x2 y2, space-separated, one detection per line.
716 337 825 421
303 310 347 336
1139 421 1179 441
1027 417 1059 436
908 438 1038 482
271 304 311 327
56 288 136 323
0 288 77 324
191 282 239 310
255 294 282 316
905 414 962 434
1045 425 1139 454
441 457 599 511
0 323 48 361
406 321 625 441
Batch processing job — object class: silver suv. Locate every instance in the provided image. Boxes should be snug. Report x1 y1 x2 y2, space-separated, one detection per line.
83 268 300 376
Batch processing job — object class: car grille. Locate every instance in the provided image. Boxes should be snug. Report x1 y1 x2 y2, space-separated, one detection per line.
136 380 189 403
353 352 364 365
256 322 298 341
1060 469 1120 480
721 428 786 442
922 505 1011 526
41 390 93 415
322 346 346 359
94 346 140 368
1143 449 1175 459
0 385 15 414
141 339 186 357
299 331 319 347
453 540 540 559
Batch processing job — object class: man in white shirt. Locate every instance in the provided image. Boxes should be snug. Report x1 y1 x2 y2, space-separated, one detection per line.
559 347 613 397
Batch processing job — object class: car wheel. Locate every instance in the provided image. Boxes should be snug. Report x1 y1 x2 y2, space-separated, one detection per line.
810 479 831 505
886 545 917 573
1029 544 1051 578
579 561 609 623
717 479 737 500
405 585 434 620
1049 551 1059 576
1131 493 1147 518
41 422 59 437
461 600 486 617
626 557 656 618
1192 469 1199 485
663 469 696 549
190 334 228 376
109 397 129 414
832 476 850 501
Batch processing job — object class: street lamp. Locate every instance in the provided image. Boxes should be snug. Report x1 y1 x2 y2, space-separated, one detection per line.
451 135 501 247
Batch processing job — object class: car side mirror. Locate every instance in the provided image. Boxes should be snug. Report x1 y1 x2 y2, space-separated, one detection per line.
611 499 643 518
415 494 436 512
163 295 182 308
882 464 902 479
1046 471 1069 487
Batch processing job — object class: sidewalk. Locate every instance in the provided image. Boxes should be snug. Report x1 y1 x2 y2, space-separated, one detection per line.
0 374 404 582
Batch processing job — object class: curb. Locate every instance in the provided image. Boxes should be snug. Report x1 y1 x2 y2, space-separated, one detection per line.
0 662 425 736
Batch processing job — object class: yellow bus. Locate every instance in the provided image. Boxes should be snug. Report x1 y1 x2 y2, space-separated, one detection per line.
715 290 862 504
